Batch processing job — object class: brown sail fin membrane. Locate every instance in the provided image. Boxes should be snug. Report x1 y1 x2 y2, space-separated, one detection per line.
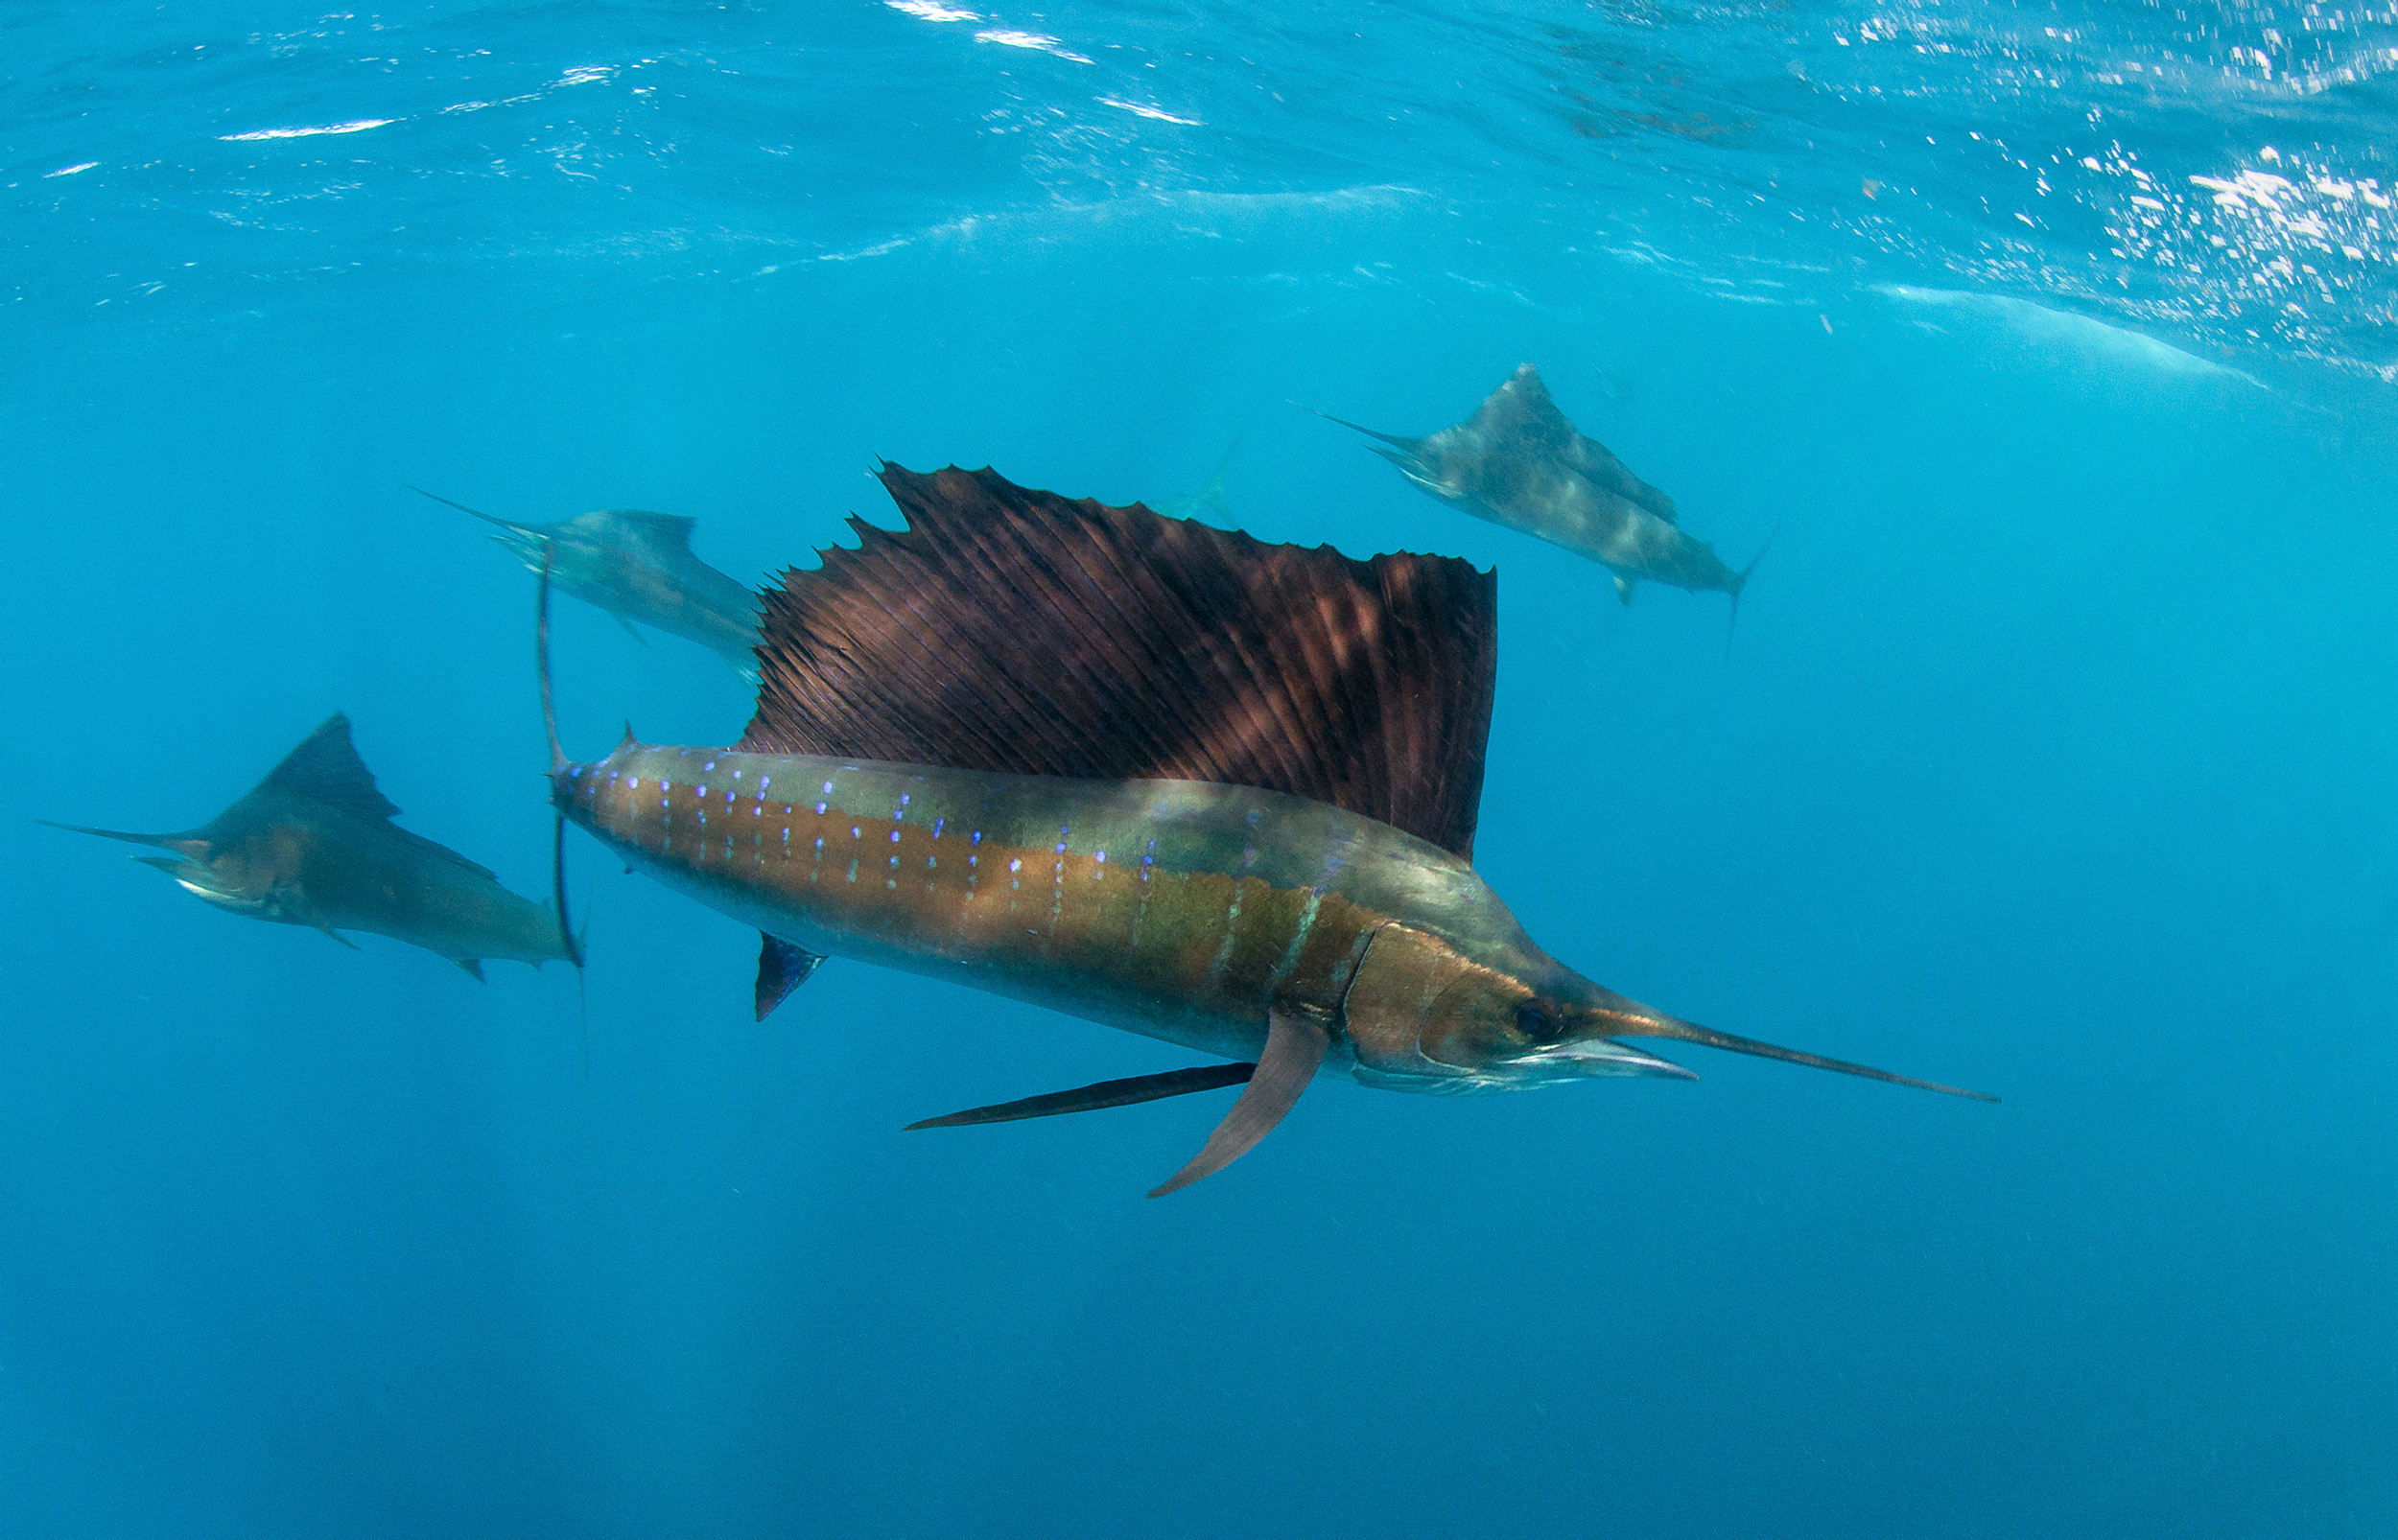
904 1062 1256 1129
739 464 1499 861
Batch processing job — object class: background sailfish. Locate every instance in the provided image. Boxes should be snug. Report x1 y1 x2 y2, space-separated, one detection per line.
548 465 1987 1196
414 488 764 673
1319 363 1763 616
46 713 576 978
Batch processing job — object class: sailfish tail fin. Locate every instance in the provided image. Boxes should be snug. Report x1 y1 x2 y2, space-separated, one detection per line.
1724 524 1779 660
1194 436 1240 515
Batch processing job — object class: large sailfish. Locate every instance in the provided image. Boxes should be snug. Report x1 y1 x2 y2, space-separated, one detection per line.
549 465 1987 1195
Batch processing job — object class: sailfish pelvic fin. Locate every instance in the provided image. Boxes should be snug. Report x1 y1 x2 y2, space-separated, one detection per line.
905 1062 1257 1130
537 543 585 972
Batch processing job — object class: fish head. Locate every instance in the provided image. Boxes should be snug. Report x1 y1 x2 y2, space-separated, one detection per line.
1373 434 1481 506
131 847 282 920
144 820 329 923
1341 922 1696 1094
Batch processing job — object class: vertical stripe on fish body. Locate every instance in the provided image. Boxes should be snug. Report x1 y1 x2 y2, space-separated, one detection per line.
561 744 1511 1065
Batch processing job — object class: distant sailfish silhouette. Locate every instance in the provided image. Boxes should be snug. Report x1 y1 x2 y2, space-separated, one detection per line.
412 487 764 672
1317 363 1764 618
1145 438 1238 524
44 714 576 978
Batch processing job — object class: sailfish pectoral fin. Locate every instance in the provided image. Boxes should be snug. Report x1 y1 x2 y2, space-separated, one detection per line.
905 1063 1257 1130
1148 1008 1330 1198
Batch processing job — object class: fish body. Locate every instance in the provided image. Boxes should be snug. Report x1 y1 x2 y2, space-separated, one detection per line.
546 463 1983 1191
50 714 571 975
557 745 1676 1089
423 491 764 668
1329 363 1748 605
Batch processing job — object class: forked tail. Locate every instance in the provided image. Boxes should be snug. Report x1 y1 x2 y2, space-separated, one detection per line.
1724 524 1779 661
1193 436 1240 515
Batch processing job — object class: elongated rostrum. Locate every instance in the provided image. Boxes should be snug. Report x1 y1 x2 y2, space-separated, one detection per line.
552 464 1987 1194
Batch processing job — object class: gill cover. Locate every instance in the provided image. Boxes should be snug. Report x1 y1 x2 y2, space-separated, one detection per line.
1341 923 1688 1093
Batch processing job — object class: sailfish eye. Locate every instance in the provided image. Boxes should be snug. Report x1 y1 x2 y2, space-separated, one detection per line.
1516 1002 1563 1043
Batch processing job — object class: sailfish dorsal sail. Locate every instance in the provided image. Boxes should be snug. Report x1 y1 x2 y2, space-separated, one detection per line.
735 463 1501 861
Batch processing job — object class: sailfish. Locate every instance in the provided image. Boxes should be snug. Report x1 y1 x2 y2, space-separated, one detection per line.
1318 363 1761 614
412 488 764 673
45 713 576 978
547 464 1987 1196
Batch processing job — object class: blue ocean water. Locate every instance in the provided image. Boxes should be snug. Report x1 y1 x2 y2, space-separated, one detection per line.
4 2 2395 1535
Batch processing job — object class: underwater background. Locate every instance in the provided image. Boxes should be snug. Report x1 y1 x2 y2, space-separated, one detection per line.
4 1 2395 1535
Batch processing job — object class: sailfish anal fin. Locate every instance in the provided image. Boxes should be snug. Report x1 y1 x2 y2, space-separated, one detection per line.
754 933 825 1020
1149 1009 1330 1198
904 1062 1256 1129
736 463 1499 863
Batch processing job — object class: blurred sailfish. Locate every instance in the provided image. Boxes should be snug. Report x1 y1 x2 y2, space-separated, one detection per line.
413 488 763 672
1318 363 1762 616
544 464 1987 1197
1146 439 1237 523
44 714 575 978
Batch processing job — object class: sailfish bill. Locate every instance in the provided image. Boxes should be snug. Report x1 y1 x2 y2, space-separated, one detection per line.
548 463 1989 1195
